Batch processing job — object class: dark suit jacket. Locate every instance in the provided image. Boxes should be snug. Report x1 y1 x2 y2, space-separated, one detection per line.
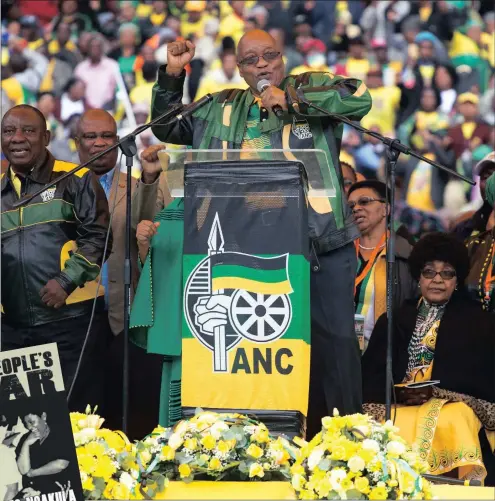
362 295 495 404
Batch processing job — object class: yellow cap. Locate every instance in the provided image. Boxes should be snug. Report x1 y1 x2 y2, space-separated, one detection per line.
185 0 206 12
457 92 479 104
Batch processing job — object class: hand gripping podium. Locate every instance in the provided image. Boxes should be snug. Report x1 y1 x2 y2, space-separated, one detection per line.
159 149 335 437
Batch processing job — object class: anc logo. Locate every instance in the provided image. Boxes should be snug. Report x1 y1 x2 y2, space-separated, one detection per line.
184 213 293 373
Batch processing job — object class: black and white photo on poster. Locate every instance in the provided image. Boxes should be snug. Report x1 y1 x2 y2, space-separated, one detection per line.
0 343 83 501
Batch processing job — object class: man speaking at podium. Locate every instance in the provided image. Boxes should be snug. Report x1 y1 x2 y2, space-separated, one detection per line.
150 30 371 436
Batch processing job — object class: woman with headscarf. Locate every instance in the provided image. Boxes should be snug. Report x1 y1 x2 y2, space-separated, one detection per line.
363 232 495 483
466 170 495 314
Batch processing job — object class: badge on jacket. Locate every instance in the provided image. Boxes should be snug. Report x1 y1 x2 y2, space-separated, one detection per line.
40 187 56 202
291 117 312 140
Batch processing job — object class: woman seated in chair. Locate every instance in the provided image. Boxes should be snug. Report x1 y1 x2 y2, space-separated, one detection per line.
362 232 495 483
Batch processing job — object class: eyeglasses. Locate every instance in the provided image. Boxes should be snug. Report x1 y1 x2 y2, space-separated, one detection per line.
348 196 386 210
421 269 457 280
238 51 281 67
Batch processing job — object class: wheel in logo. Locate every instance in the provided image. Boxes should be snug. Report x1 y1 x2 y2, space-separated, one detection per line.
229 290 291 343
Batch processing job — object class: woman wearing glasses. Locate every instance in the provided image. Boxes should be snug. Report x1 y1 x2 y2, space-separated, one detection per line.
348 180 416 351
362 232 495 483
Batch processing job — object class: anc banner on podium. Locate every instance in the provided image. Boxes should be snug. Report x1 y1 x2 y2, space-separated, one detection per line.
181 161 310 422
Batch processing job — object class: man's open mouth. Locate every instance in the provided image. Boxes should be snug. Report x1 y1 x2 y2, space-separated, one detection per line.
10 148 29 157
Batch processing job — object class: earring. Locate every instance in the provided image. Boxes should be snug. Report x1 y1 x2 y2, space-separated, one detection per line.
455 285 458 291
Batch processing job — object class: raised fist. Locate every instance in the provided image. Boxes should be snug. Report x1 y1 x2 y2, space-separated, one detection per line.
166 40 196 75
140 144 166 184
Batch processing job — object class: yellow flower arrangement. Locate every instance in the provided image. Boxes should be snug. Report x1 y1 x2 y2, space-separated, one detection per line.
72 406 141 500
290 410 432 500
72 408 432 501
128 410 295 497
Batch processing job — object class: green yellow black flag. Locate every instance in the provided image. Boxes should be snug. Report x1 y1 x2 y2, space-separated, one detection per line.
210 253 293 295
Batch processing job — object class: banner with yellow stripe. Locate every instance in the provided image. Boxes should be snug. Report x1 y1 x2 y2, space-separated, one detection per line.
182 160 311 435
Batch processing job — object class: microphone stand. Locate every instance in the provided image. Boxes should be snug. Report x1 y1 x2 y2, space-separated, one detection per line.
12 102 182 435
291 89 474 420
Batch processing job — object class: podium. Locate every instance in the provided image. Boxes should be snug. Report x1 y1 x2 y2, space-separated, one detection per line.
159 149 335 437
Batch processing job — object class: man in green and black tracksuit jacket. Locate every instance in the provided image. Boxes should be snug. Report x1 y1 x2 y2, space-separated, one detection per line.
151 31 372 435
1 105 111 411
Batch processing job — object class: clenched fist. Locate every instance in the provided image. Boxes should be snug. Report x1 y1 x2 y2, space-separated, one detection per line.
137 220 160 246
136 220 160 262
40 279 68 309
166 40 196 76
140 144 166 184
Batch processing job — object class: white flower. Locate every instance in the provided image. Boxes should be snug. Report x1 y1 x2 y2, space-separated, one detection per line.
362 439 380 453
329 469 347 491
210 421 229 439
352 425 370 438
119 472 136 490
333 408 340 417
291 474 306 490
348 455 366 473
74 427 97 446
140 450 152 464
168 432 184 450
383 420 399 433
387 440 406 456
77 415 104 430
175 421 189 435
307 447 325 470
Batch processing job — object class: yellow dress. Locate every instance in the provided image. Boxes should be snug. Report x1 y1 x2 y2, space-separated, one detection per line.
392 318 494 482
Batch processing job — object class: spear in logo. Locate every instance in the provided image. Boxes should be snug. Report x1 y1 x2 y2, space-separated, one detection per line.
208 213 227 372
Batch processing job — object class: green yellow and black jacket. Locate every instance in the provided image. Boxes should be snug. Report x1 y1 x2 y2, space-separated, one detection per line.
151 67 372 254
1 152 111 327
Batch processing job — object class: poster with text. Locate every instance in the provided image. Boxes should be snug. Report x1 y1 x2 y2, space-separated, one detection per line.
0 343 83 501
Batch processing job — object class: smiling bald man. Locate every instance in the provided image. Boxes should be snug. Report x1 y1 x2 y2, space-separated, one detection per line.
148 30 372 435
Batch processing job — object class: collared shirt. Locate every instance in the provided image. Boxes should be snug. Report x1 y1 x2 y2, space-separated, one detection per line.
9 168 22 198
98 168 115 308
240 97 271 150
74 57 119 109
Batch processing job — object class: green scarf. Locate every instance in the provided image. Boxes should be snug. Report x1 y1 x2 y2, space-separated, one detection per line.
129 198 184 427
130 199 183 355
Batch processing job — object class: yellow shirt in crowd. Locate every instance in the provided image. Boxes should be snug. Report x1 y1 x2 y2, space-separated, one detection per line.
129 82 155 107
361 86 401 135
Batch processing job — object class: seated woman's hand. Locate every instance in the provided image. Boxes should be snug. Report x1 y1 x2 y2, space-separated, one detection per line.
396 386 433 406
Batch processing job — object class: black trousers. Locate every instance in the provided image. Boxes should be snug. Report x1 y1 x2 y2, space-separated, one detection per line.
1 312 107 412
306 241 362 438
102 331 164 441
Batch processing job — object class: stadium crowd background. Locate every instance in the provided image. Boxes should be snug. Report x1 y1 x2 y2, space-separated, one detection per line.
1 0 494 237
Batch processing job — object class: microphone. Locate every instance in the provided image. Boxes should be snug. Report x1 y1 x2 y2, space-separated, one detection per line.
257 79 284 118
